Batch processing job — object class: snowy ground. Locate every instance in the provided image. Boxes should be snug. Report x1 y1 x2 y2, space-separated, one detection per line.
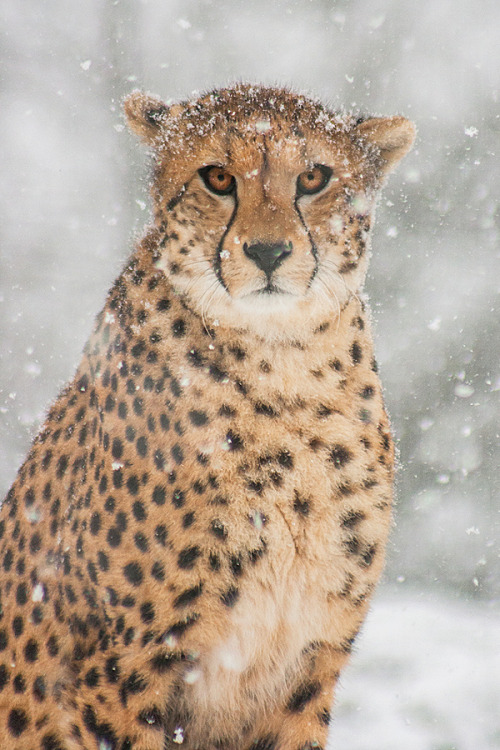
328 588 500 750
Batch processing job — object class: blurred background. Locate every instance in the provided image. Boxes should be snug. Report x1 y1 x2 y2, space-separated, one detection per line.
1 0 498 747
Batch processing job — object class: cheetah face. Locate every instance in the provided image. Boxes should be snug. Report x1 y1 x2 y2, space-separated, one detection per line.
125 86 414 338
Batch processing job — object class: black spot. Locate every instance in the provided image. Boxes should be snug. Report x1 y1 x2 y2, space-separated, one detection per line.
172 488 185 508
77 374 89 392
172 318 186 337
187 348 203 367
140 602 155 623
360 544 377 568
344 536 360 556
56 455 69 478
317 404 333 418
287 681 321 712
157 298 171 312
210 519 227 540
171 444 184 464
124 670 148 696
230 554 243 577
132 501 147 521
104 495 115 513
192 479 205 495
126 475 139 496
209 363 228 382
151 561 165 581
350 341 362 364
24 487 35 506
226 430 243 451
104 394 115 412
138 706 163 729
133 397 144 417
41 731 65 749
247 480 264 494
150 652 178 673
329 444 352 468
83 704 118 746
8 708 29 736
254 402 278 417
293 493 310 516
3 548 13 572
229 345 246 360
33 675 47 701
0 629 8 652
341 510 366 528
134 532 148 552
112 438 123 459
277 449 294 468
123 562 143 587
46 635 59 657
221 585 239 607
136 436 148 457
155 525 168 546
112 468 123 488
235 379 248 394
177 546 201 570
148 485 165 507
16 583 27 606
85 668 100 688
160 413 170 431
248 542 267 563
13 674 26 693
105 656 120 683
209 552 221 570
182 512 195 528
24 638 38 662
188 410 209 426
98 475 108 495
107 527 122 548
218 404 235 417
88 511 101 536
154 450 166 471
131 340 146 358
0 664 9 691
174 583 203 608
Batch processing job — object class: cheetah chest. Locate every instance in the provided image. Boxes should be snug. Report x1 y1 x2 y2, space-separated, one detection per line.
183 542 335 736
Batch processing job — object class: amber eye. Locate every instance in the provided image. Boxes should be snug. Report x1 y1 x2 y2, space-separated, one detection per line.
296 165 333 196
199 165 236 196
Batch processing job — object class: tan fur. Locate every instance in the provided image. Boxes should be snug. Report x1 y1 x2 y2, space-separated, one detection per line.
0 84 414 749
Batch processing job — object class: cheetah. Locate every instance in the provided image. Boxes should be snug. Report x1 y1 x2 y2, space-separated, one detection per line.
0 84 414 750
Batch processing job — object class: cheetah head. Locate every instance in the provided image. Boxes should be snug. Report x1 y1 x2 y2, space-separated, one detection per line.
124 85 414 340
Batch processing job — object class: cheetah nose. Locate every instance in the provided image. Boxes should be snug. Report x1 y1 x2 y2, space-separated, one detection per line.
243 242 292 277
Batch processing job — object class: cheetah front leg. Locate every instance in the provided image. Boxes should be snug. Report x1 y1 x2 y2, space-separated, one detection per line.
247 642 349 750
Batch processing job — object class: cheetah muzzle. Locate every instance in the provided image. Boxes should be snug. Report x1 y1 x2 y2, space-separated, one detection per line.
0 84 414 750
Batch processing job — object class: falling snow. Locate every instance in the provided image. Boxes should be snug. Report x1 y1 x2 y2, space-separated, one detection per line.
0 0 498 745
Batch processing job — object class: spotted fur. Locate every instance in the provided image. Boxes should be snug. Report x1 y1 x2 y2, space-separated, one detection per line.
0 84 414 749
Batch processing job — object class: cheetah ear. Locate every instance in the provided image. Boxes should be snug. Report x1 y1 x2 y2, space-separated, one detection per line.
355 116 415 175
123 90 169 145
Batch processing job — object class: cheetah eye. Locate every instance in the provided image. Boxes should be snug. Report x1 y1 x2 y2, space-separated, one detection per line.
199 166 236 196
296 165 333 196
